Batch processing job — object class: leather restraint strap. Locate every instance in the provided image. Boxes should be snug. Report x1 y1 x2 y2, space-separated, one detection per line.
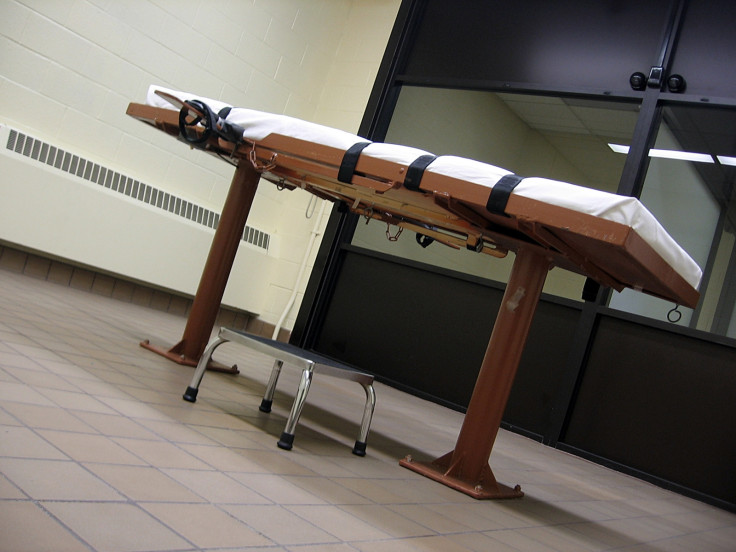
338 142 371 183
404 155 437 191
486 174 524 216
179 99 217 145
178 101 245 146
214 106 246 143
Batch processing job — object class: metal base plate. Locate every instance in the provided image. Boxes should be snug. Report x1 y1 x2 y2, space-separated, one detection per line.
140 340 239 374
399 455 523 500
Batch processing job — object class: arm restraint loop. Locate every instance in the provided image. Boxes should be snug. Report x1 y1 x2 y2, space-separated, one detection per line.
178 100 216 144
178 100 245 146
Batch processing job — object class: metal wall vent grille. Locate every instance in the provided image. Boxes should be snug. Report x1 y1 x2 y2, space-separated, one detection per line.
5 128 270 251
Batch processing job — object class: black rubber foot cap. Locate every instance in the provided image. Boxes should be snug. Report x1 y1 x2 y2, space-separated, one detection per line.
352 441 367 456
182 386 199 402
277 432 294 450
259 399 272 413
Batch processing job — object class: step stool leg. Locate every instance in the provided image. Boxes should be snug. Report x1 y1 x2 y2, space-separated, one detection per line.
183 333 229 402
277 366 314 450
352 382 376 456
259 359 283 412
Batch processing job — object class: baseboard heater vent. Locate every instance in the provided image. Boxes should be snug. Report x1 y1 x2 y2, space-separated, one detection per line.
5 128 270 252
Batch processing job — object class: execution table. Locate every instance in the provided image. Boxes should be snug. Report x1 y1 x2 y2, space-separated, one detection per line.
126 85 700 499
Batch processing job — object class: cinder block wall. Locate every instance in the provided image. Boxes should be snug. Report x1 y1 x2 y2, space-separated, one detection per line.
0 0 400 331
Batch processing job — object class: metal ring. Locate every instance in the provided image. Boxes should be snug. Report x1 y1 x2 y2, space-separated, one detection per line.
667 305 682 323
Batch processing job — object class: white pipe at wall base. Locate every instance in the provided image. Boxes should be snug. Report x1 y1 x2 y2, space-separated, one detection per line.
271 199 328 340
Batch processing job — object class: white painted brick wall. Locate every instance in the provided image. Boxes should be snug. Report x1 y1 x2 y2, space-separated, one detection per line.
0 0 401 327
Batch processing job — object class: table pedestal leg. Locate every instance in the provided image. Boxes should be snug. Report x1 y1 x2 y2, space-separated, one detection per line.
141 162 261 372
400 246 550 498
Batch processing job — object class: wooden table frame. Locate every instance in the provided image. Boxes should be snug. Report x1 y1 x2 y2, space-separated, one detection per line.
126 100 698 499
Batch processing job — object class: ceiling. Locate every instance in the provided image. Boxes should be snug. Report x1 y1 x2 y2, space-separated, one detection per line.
496 93 639 192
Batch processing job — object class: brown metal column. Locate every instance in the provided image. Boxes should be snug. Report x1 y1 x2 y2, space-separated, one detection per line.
141 161 261 371
400 246 551 498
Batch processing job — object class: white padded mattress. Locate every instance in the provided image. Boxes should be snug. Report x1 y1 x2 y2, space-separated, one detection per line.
146 85 702 289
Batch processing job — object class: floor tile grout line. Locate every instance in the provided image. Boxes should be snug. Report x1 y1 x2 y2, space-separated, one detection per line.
2 269 736 551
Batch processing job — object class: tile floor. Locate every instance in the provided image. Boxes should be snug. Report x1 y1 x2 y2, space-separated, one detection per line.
0 268 734 552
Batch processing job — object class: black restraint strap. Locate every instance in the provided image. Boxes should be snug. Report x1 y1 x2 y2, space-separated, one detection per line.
404 154 437 191
338 142 371 183
486 174 524 216
179 99 217 145
416 233 434 248
178 101 245 146
214 105 245 144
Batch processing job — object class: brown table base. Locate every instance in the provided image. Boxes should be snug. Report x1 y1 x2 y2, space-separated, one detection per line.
400 246 550 499
140 339 238 373
400 453 523 499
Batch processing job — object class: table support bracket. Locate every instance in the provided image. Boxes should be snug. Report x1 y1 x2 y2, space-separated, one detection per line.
400 246 551 499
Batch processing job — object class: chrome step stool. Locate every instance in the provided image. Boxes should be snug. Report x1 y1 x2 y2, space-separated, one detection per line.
182 327 376 456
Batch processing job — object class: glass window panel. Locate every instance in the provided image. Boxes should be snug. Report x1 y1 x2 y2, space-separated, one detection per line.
352 86 639 302
608 104 736 338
